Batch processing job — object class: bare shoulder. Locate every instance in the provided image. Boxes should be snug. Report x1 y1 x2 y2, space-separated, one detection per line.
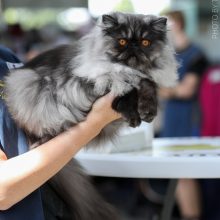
0 149 7 161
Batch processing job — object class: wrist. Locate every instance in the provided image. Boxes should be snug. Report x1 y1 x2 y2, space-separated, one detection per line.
83 116 106 133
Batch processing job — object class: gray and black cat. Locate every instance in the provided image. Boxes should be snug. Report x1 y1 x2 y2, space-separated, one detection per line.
5 12 177 220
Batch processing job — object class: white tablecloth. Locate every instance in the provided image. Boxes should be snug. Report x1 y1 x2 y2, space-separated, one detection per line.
76 137 220 178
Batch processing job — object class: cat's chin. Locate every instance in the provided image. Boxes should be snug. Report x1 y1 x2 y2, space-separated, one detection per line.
127 57 138 66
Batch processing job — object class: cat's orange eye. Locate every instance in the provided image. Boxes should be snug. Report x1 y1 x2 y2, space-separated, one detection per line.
119 39 127 46
142 39 150 47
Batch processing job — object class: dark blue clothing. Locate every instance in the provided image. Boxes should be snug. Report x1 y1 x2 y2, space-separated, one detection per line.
0 45 44 220
161 44 207 137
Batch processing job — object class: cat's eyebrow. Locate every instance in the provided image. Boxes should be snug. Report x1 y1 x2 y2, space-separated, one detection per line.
142 31 149 38
127 27 133 39
120 31 128 38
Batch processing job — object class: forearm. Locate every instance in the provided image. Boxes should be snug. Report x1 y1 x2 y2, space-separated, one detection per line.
0 118 102 210
172 84 196 99
160 73 199 100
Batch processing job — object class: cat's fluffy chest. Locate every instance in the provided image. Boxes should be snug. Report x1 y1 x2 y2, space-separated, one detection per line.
73 56 147 96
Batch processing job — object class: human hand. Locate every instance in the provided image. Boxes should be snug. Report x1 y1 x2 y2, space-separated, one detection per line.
86 93 121 128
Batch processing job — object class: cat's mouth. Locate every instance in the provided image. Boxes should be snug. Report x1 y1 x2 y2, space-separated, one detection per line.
113 51 150 67
127 56 138 66
126 53 150 66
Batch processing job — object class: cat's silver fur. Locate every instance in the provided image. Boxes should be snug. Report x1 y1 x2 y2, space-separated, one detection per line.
4 12 178 220
5 13 177 141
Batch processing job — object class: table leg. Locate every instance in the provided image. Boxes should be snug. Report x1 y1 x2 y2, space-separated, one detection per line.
159 179 178 220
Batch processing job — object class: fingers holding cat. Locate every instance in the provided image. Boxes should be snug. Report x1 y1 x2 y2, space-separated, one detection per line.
86 93 122 128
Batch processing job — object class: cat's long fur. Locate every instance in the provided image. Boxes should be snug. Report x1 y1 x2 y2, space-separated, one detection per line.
5 13 177 141
4 12 178 220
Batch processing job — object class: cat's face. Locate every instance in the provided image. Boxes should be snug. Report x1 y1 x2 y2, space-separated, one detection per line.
101 12 167 70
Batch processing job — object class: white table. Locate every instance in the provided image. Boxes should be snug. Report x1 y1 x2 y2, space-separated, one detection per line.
76 137 220 220
76 137 220 178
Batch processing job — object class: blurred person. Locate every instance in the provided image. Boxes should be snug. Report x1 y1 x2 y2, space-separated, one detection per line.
24 29 43 61
200 65 220 137
24 25 72 61
6 24 26 61
38 24 72 51
199 65 220 220
159 10 208 220
160 10 208 137
0 44 121 220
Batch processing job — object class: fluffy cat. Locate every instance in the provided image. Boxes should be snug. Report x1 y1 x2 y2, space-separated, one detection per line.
4 12 177 220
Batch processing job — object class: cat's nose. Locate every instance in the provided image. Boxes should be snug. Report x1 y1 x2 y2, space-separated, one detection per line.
130 43 138 49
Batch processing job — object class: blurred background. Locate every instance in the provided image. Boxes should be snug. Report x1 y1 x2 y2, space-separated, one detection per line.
0 0 219 63
0 0 220 220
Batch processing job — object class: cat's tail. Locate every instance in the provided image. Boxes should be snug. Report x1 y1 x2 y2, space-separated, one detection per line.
47 158 120 220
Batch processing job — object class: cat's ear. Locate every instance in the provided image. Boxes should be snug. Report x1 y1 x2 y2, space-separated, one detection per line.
151 17 167 31
102 14 118 28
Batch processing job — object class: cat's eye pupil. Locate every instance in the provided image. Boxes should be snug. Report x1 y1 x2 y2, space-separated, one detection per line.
119 39 127 46
142 39 150 47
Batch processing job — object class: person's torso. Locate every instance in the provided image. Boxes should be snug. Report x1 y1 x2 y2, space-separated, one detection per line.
0 45 45 220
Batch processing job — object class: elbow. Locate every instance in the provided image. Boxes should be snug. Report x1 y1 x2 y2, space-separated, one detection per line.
0 200 13 211
0 197 13 211
0 186 14 210
0 169 16 210
183 91 196 99
176 88 195 99
181 92 194 99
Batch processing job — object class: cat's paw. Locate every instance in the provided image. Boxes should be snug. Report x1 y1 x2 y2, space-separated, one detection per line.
139 104 157 123
112 88 141 128
138 79 158 123
126 112 141 128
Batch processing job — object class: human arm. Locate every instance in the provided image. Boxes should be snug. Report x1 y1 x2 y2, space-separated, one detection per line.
0 93 121 210
159 73 199 99
160 50 208 100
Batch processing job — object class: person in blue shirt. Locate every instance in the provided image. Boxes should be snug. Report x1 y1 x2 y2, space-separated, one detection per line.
159 11 208 220
0 45 121 220
160 13 208 138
